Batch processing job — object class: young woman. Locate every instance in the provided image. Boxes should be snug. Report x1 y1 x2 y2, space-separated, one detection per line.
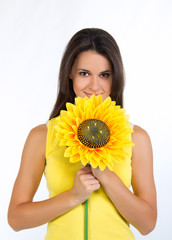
8 28 157 239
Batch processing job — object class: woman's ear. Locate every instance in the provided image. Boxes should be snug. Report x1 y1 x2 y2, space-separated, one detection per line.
69 73 72 80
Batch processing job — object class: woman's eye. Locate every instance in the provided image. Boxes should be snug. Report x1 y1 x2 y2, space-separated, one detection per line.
100 73 109 78
79 72 89 76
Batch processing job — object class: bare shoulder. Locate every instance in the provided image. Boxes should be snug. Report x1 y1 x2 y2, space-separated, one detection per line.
28 124 47 145
132 125 150 138
131 124 153 166
18 123 48 184
23 124 48 159
132 125 151 147
29 124 47 138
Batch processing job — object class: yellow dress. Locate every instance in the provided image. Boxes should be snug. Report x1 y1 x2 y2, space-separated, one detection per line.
44 117 135 240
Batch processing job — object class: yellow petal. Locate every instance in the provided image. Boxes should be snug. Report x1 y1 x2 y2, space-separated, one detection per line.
85 150 93 161
81 112 87 122
86 108 93 119
76 117 82 127
63 132 75 140
56 132 64 140
81 156 89 166
60 110 67 117
94 109 102 120
72 125 77 133
90 94 102 107
99 161 106 171
95 148 108 159
92 151 101 163
78 145 88 156
73 105 80 117
75 96 83 105
64 147 72 157
102 96 111 108
66 102 74 112
70 154 81 163
66 139 79 146
96 94 103 106
90 94 96 102
72 145 80 155
58 121 73 132
84 99 93 113
90 157 98 168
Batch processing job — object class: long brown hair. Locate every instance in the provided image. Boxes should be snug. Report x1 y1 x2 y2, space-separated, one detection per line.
49 28 125 120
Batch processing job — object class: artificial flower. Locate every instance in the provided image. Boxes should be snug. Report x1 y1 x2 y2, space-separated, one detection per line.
55 94 134 171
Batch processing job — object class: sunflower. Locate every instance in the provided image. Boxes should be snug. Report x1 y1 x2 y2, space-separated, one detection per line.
55 94 134 171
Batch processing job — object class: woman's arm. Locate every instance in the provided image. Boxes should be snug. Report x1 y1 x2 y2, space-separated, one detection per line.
8 124 100 231
91 125 157 235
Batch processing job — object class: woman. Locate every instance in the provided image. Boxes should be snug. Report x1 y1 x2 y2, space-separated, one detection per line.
8 28 157 239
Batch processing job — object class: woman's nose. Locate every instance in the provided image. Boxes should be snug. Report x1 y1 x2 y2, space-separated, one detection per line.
89 75 100 91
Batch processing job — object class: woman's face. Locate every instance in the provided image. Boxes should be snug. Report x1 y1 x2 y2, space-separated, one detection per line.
70 50 112 101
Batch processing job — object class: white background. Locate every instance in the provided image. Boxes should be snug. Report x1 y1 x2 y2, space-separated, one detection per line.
0 0 172 239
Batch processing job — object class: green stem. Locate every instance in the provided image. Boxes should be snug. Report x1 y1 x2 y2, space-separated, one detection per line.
85 163 90 240
84 199 88 240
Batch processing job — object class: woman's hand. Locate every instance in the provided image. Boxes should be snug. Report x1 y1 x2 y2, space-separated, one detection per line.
70 166 100 205
91 165 113 184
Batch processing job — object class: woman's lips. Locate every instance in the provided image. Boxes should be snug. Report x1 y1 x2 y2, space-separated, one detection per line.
84 92 102 97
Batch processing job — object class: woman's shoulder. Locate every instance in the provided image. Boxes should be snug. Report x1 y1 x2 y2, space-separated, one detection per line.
27 124 47 147
132 125 152 154
17 124 48 175
29 124 47 137
132 125 150 138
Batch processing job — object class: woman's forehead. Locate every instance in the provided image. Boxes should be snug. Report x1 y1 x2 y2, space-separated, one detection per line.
72 50 112 72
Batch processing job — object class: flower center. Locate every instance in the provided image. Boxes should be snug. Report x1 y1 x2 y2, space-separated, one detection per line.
77 119 110 148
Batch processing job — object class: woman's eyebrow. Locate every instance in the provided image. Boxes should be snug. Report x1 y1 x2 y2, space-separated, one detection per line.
77 68 90 72
77 69 112 73
100 70 112 73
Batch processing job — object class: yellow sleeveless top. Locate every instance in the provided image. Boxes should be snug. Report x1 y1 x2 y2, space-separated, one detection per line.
44 117 135 240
